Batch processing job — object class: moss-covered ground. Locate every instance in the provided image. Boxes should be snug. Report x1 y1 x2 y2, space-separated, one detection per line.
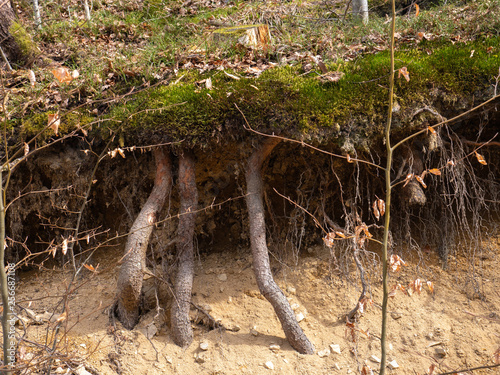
4 0 500 149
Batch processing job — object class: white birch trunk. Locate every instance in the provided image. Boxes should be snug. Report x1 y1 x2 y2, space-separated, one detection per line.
33 0 41 29
352 0 369 24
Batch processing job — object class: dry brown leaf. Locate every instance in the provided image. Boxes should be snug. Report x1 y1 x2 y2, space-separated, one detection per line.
389 254 407 272
83 264 95 272
24 142 29 156
377 198 386 216
335 231 346 238
427 126 436 134
474 151 487 165
372 201 380 221
410 278 423 294
429 168 441 176
52 66 73 83
415 3 420 17
398 66 410 82
426 281 434 294
416 175 427 188
62 238 68 256
323 232 336 248
48 113 60 135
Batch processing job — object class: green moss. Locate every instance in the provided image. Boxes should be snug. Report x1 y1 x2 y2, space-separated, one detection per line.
21 112 95 140
102 35 500 147
10 21 37 60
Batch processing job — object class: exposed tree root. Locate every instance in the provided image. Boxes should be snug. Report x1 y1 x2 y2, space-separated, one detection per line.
245 138 315 354
115 148 172 329
171 150 198 347
346 246 368 322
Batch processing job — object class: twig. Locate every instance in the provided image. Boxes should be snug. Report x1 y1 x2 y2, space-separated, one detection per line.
438 363 500 375
0 45 12 71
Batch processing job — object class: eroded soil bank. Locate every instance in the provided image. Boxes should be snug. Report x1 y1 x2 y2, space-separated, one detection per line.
13 235 500 374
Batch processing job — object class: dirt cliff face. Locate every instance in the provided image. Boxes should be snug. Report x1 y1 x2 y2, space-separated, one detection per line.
7 110 500 269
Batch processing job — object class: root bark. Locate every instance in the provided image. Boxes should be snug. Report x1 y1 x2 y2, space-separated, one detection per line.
245 139 315 354
115 148 172 329
171 150 198 347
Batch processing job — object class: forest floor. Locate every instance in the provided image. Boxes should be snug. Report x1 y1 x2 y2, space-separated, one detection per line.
15 234 500 375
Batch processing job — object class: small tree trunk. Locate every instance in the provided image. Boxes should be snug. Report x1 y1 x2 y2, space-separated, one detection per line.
171 150 198 347
82 0 91 22
352 0 369 24
0 0 34 65
245 139 315 354
115 148 172 329
33 0 42 29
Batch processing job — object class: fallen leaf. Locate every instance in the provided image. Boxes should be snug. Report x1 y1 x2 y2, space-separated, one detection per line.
48 113 60 135
474 151 487 165
427 281 434 294
372 201 380 221
398 67 410 82
429 168 441 176
62 238 68 255
83 264 95 272
52 66 73 84
415 3 420 17
377 198 386 216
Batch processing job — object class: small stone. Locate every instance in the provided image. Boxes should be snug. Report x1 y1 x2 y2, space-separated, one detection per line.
79 343 86 348
330 344 341 355
334 363 341 370
286 286 296 295
295 312 305 322
291 303 300 311
227 296 233 303
369 355 381 363
317 349 330 358
54 367 65 374
264 361 274 370
387 360 399 369
217 273 227 282
250 327 259 336
194 353 206 363
230 324 241 332
435 347 447 358
269 344 280 353
388 343 394 351
74 365 92 375
283 358 289 364
165 356 173 364
391 312 402 320
200 341 209 351
24 308 37 320
146 323 158 339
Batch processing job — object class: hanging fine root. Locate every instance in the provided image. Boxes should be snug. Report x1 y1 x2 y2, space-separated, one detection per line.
245 138 315 354
171 150 198 347
115 148 172 329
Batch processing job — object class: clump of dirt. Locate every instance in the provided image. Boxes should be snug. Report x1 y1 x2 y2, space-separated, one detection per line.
14 235 500 374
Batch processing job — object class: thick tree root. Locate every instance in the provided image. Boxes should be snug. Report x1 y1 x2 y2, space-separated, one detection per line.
245 139 315 354
115 148 172 329
171 150 198 347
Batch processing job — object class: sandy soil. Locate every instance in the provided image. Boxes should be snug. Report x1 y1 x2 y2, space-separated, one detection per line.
14 235 500 375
